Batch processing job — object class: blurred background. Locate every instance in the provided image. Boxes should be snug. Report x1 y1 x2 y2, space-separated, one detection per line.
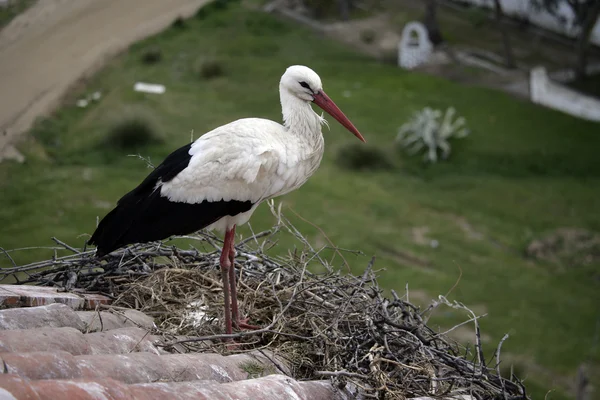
0 0 599 399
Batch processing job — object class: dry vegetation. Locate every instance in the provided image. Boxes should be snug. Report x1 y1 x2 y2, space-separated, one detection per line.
2 203 528 400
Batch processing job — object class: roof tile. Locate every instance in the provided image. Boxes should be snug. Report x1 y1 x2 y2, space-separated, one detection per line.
158 352 287 383
0 285 84 310
76 353 167 384
0 374 349 400
0 326 161 355
0 284 355 400
85 327 161 355
0 303 155 334
0 327 91 355
182 377 338 400
129 375 340 400
0 304 85 331
78 293 112 310
0 374 41 400
1 351 79 381
29 377 131 400
76 309 155 332
0 350 287 384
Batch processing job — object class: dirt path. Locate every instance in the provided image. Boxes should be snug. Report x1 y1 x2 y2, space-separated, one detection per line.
0 0 208 162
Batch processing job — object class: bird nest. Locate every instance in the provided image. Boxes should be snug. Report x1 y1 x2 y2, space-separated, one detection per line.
1 203 528 400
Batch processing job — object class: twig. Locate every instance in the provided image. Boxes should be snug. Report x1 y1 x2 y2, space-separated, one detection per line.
0 247 18 268
445 261 463 298
436 313 488 338
127 153 154 169
128 330 151 353
163 326 276 345
51 237 81 254
496 333 510 400
287 205 350 272
315 370 370 380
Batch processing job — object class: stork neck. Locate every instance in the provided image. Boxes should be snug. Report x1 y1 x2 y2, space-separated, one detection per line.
280 88 323 143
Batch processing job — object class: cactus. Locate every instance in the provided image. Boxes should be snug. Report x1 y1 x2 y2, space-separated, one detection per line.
396 107 469 163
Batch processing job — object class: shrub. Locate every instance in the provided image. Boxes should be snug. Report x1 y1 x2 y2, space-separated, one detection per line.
105 108 163 151
30 116 64 151
396 107 469 163
465 7 488 28
195 58 224 80
360 29 376 44
172 16 187 29
196 0 239 19
335 143 395 171
141 47 162 65
212 0 230 10
195 7 208 19
303 0 344 19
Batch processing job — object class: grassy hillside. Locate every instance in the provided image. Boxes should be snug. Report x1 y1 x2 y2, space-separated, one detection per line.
1 3 599 398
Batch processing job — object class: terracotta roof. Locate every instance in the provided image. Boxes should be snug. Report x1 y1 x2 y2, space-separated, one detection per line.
0 284 357 400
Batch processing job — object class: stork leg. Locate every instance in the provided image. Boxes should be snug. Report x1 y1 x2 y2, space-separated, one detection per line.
220 227 235 335
228 225 240 326
227 225 260 331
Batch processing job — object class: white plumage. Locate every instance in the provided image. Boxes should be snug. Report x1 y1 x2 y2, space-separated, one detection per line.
161 117 324 231
89 65 365 335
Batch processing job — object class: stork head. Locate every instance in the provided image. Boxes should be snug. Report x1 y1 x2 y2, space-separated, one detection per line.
280 65 366 143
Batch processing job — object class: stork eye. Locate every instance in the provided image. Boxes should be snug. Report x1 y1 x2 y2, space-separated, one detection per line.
299 81 311 90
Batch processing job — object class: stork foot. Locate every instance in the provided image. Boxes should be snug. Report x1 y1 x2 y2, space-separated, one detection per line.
221 319 261 350
234 318 260 331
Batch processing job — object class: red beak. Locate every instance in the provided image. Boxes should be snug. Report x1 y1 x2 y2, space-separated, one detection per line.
312 90 366 143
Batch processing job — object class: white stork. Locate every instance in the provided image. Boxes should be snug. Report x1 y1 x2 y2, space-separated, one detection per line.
89 65 365 334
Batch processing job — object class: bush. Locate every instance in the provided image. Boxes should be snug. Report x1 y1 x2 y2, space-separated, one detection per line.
335 143 395 171
171 16 187 29
360 29 376 44
105 108 163 151
465 7 488 28
141 47 162 65
195 59 224 80
195 6 208 19
304 0 347 19
196 0 239 19
30 116 64 152
212 0 230 10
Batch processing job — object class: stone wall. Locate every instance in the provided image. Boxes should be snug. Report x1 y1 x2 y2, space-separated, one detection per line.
451 0 600 46
530 67 600 122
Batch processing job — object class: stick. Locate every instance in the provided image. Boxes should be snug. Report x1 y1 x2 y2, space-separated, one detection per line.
51 237 81 254
496 333 510 400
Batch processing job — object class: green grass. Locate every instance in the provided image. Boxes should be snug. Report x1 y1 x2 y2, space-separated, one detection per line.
0 4 599 399
0 0 36 29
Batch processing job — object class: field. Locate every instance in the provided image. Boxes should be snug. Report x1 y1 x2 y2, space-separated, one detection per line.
1 3 599 399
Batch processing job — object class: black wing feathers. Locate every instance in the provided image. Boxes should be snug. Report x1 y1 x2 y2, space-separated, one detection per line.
115 143 193 205
88 143 253 256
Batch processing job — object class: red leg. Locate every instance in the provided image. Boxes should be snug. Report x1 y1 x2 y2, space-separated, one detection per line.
228 226 240 324
219 228 235 335
227 226 260 331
